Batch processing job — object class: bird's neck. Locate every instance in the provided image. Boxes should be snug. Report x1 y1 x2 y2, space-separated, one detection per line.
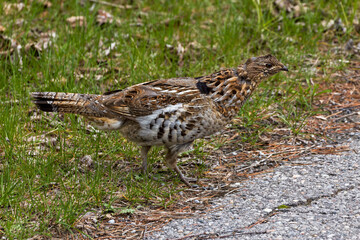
197 68 262 119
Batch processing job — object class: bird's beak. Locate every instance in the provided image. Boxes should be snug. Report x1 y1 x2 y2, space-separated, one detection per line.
280 65 289 72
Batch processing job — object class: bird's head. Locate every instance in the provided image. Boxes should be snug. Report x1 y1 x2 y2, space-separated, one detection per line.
240 54 288 81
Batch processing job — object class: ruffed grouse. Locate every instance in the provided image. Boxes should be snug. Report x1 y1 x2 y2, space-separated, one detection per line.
32 54 288 187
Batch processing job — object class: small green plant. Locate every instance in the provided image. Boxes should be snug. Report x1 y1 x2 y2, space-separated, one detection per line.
118 207 136 215
276 77 330 135
277 204 291 209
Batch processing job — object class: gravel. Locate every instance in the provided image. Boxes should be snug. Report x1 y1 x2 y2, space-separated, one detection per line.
148 132 360 240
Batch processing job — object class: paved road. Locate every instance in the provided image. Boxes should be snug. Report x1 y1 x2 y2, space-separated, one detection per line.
149 132 360 239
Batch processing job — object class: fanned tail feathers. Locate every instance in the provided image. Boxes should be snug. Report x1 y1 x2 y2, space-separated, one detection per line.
31 92 104 117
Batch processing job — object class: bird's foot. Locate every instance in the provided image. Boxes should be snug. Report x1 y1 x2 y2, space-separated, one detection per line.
179 176 198 188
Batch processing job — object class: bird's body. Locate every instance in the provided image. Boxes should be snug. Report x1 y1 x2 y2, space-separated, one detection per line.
32 54 288 186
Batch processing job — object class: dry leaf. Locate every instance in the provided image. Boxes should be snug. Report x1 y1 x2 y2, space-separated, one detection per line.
0 25 6 32
25 43 42 56
273 0 308 18
26 134 57 147
79 155 94 169
0 35 13 51
66 16 86 28
274 0 292 12
51 76 67 84
177 42 185 67
24 30 57 56
3 2 25 15
0 35 22 67
15 18 24 26
99 42 116 57
321 18 347 33
34 0 52 8
97 10 113 25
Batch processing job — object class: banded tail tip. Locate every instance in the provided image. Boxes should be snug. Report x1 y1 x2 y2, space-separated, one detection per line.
31 92 57 100
31 92 58 112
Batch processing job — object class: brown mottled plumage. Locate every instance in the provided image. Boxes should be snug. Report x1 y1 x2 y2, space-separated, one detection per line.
31 54 288 187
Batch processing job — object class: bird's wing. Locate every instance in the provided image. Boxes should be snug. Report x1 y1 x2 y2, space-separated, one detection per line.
101 77 203 119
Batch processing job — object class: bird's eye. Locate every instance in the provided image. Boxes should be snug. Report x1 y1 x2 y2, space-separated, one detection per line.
265 63 272 68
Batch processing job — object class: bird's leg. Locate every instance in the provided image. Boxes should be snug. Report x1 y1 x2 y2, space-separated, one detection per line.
140 146 151 174
165 148 193 187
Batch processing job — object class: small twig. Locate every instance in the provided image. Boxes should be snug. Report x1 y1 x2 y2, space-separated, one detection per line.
256 145 317 157
224 187 241 196
311 57 320 66
142 226 147 240
331 103 360 110
326 110 343 119
236 158 268 172
333 112 359 121
236 146 317 172
246 217 269 229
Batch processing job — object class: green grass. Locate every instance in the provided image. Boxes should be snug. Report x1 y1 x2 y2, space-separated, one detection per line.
0 0 358 238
